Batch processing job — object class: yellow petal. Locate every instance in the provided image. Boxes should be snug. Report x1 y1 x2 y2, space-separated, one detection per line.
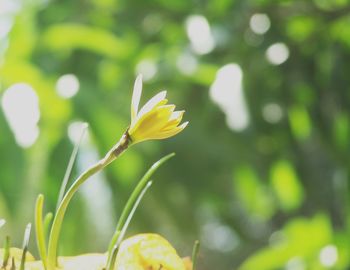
131 98 168 128
57 253 107 270
148 121 189 140
137 91 167 119
115 234 186 270
131 74 143 122
129 105 175 142
161 111 185 132
182 257 193 270
0 247 35 262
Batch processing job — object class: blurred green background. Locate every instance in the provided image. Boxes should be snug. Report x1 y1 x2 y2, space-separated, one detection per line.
1 0 350 269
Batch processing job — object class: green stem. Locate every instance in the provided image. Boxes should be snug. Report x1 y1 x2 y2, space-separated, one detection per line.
19 223 32 270
44 212 53 237
191 240 200 270
2 236 10 268
106 153 175 262
35 194 47 269
10 258 15 270
56 123 88 212
47 134 129 270
106 245 119 270
107 181 153 269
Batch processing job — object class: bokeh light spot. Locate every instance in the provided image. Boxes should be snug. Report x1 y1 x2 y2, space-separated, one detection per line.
136 59 158 81
176 52 198 75
286 257 306 270
186 15 215 55
319 245 338 267
266 43 290 65
56 74 80 98
68 121 89 145
201 222 239 252
210 63 249 131
250 13 271 35
262 103 283 123
1 83 40 148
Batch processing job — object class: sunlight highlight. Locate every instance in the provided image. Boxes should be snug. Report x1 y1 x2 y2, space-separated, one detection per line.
210 63 249 131
249 13 271 35
262 103 283 124
201 222 239 252
0 0 20 15
0 16 13 39
56 74 80 98
176 52 198 75
286 257 306 270
68 121 89 145
319 245 338 267
186 15 215 55
266 43 289 65
136 59 158 81
1 83 40 148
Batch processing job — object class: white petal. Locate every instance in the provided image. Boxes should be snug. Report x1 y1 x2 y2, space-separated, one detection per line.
131 74 143 121
169 110 184 121
178 121 189 129
137 90 167 119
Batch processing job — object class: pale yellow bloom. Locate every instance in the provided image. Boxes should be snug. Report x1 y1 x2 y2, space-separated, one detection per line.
128 75 188 144
115 234 186 270
0 235 190 270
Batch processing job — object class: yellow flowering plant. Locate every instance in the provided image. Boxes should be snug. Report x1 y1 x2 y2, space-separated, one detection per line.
128 74 188 144
0 77 198 270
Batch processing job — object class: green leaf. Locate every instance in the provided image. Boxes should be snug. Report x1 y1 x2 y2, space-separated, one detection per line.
270 160 304 212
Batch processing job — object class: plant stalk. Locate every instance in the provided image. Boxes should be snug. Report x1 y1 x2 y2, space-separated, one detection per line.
46 132 129 270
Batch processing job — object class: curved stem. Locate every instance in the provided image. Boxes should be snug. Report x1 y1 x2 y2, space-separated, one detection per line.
106 153 175 264
107 181 153 270
35 194 47 269
191 240 200 270
47 134 129 270
56 123 88 212
2 236 10 268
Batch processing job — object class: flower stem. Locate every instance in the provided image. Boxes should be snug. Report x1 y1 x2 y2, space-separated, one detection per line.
2 236 10 268
19 223 32 270
106 153 175 263
44 212 53 238
46 133 129 270
56 123 88 212
35 194 47 269
191 240 200 270
106 181 153 269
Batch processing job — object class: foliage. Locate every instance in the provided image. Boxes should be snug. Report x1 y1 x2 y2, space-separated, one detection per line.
1 0 350 269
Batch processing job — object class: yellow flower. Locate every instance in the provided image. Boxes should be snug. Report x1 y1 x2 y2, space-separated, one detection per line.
128 75 188 144
0 237 192 270
115 233 186 270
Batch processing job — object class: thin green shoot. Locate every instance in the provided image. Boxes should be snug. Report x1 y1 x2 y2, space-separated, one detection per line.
105 245 118 270
107 153 175 256
106 181 153 270
56 123 88 212
44 212 53 238
2 236 10 268
191 240 200 270
11 257 15 270
19 223 32 270
35 194 47 269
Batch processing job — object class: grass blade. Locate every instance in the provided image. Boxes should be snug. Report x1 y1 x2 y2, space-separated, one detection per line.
107 181 153 270
35 194 48 269
19 223 32 270
191 240 200 270
56 122 88 212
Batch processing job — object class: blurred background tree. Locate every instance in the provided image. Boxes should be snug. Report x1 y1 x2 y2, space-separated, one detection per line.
1 0 350 269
